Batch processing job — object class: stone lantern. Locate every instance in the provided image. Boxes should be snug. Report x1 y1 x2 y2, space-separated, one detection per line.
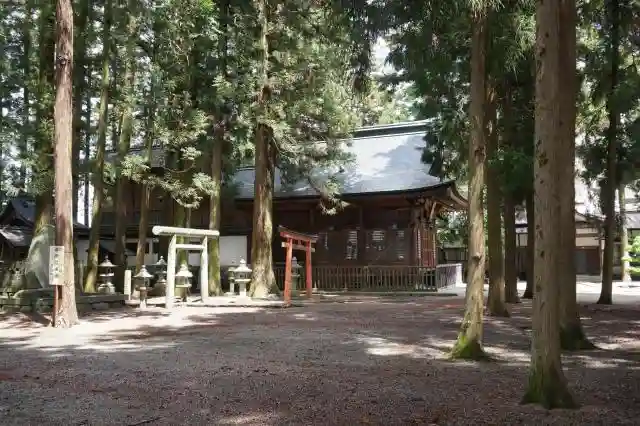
98 257 116 294
234 258 252 298
226 261 237 296
154 256 167 295
291 256 302 296
175 262 192 302
134 265 153 308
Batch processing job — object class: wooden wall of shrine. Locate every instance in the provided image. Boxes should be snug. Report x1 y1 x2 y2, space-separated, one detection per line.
101 181 440 267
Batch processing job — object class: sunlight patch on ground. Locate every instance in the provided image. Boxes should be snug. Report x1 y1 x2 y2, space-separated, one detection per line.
292 313 317 321
353 335 446 359
572 354 640 370
216 412 279 425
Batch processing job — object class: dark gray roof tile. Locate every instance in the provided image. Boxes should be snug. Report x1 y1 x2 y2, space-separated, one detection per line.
234 130 442 199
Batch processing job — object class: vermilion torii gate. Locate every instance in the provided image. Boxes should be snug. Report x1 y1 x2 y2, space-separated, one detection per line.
278 226 318 305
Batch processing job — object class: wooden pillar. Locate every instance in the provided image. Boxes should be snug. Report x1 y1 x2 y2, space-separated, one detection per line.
284 238 293 305
305 241 312 297
411 206 421 266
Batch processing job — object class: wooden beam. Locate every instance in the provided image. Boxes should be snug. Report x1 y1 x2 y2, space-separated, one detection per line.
278 225 318 243
152 225 220 238
281 242 316 252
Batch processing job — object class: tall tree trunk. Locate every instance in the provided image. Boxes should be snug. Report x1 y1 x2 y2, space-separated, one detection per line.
558 1 593 350
501 82 520 304
84 0 111 293
31 2 54 229
20 0 32 185
522 0 576 408
209 135 223 296
486 86 508 316
451 8 488 360
83 71 92 226
113 5 138 287
33 3 55 235
53 0 79 327
522 193 534 299
504 193 520 303
72 0 89 222
208 0 229 297
599 0 620 305
249 0 277 298
619 184 630 282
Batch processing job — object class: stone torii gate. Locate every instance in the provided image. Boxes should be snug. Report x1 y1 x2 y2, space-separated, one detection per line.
152 226 220 309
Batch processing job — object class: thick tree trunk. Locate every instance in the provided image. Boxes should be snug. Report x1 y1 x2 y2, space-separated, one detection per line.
558 2 593 350
486 87 508 317
503 193 520 303
619 184 630 282
249 0 277 298
32 2 55 236
522 0 576 408
209 136 224 296
599 0 620 305
113 8 138 287
53 0 79 327
85 0 111 293
522 193 534 299
451 8 488 360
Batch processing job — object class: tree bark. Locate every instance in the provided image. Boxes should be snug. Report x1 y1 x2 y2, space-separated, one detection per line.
114 6 138 287
249 0 277 298
522 193 534 299
599 0 620 305
522 0 576 408
53 0 79 327
504 193 520 303
32 2 55 236
84 0 111 293
486 86 508 316
619 184 630 282
557 0 593 350
451 8 488 360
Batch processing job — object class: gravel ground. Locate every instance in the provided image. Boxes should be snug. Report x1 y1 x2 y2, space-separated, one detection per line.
0 295 639 426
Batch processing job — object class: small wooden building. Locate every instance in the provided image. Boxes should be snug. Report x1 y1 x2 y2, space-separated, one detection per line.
0 197 112 264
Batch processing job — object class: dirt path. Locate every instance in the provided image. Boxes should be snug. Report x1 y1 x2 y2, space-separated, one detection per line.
1 296 638 425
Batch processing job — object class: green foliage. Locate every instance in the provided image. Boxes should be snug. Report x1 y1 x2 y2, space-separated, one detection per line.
578 0 640 192
628 235 640 275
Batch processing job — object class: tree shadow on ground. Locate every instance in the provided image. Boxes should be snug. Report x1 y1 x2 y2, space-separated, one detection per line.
0 295 639 425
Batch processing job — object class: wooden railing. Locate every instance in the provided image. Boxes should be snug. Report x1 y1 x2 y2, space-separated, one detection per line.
273 263 461 293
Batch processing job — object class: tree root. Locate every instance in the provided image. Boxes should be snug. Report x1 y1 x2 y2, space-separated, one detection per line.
560 325 596 351
450 336 490 361
521 365 578 409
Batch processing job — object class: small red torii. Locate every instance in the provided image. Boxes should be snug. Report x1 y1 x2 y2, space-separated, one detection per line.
278 225 318 305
